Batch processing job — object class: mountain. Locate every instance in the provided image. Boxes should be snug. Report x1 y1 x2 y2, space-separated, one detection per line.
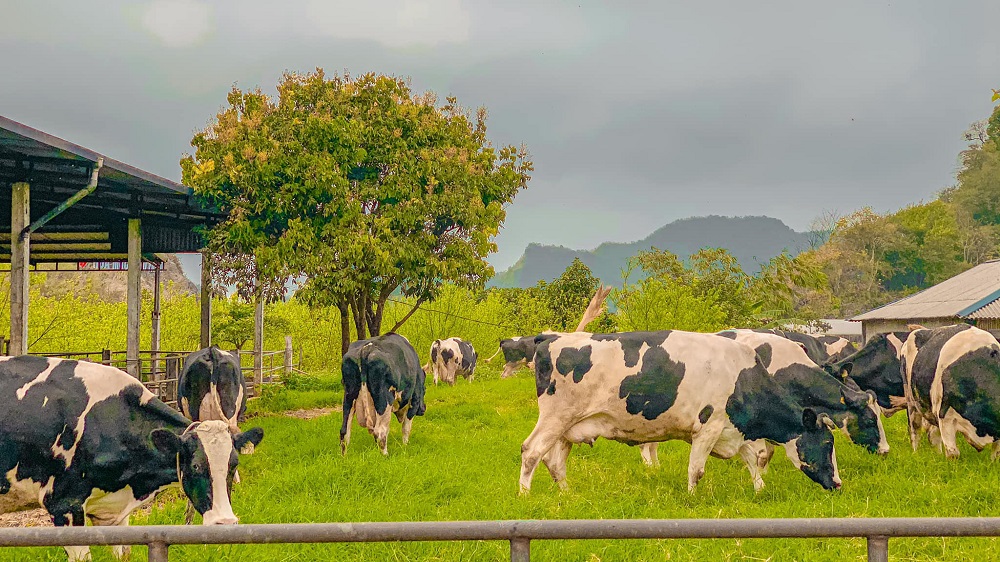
38 254 197 301
491 215 812 288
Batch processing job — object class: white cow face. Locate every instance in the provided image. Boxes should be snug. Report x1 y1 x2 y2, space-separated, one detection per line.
152 420 264 524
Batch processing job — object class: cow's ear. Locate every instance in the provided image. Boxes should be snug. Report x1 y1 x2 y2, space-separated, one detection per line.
821 363 837 377
841 387 866 408
151 429 181 456
840 362 853 378
234 427 264 452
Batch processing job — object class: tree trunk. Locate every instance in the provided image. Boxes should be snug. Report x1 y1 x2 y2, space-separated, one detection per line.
338 300 351 356
350 295 367 341
388 296 427 334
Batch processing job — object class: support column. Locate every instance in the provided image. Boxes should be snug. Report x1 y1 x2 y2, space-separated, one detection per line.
10 183 29 356
151 266 162 380
253 294 264 392
127 218 142 379
200 251 212 349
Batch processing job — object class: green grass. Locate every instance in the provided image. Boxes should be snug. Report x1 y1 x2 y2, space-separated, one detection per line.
7 367 1000 561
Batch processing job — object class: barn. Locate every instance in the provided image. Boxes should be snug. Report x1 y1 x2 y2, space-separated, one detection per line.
851 259 1000 341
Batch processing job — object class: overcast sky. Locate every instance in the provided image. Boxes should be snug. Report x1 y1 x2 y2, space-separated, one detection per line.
3 1 999 271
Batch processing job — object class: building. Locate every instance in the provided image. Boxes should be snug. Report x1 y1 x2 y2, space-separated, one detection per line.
851 259 1000 341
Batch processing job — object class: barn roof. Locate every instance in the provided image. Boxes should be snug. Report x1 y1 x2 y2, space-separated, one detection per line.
851 260 1000 321
0 115 223 262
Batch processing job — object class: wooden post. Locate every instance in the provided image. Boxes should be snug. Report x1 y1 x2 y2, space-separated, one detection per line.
200 251 212 349
253 295 264 390
127 218 142 378
284 336 293 375
10 182 29 356
151 266 161 380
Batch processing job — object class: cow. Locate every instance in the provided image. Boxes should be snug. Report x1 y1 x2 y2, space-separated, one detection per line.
901 324 1000 458
638 330 888 467
755 329 856 364
492 336 537 379
340 333 427 456
822 331 910 415
519 330 841 495
178 346 247 436
0 356 263 562
426 338 477 386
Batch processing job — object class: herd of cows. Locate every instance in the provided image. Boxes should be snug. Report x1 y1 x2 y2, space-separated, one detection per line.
2 314 1000 560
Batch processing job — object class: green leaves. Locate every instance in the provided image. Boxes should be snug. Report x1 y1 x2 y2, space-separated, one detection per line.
183 69 532 342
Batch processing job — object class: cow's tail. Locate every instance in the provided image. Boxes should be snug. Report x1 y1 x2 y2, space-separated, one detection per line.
484 346 503 364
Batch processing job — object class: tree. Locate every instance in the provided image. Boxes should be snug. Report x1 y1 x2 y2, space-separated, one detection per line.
182 69 533 354
213 299 255 351
806 210 842 251
540 258 601 331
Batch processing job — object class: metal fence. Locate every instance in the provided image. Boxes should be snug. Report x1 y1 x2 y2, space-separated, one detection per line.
4 518 1000 561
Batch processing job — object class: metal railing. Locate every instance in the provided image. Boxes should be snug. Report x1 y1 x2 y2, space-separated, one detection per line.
3 518 1000 561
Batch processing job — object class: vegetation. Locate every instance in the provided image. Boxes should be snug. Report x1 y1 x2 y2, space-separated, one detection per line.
6 368 1000 561
182 69 533 353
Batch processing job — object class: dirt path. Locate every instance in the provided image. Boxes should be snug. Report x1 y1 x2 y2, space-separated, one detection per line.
283 406 340 420
0 508 50 528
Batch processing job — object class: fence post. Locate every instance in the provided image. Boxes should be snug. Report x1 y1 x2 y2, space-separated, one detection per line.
867 536 888 562
102 349 111 366
148 540 169 562
284 336 293 376
510 538 530 562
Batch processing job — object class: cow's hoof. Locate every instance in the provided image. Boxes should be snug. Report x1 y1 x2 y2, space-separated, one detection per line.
556 480 569 492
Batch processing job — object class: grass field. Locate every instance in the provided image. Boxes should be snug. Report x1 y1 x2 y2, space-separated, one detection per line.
6 366 1000 561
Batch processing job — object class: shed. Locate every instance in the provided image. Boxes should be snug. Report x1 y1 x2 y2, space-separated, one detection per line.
850 260 1000 341
0 114 221 375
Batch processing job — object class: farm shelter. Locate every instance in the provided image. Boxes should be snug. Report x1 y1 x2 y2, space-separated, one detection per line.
851 259 1000 341
0 114 224 381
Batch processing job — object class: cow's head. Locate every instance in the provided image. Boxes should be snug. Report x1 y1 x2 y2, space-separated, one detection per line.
840 385 889 455
793 408 841 490
151 420 264 525
822 333 906 409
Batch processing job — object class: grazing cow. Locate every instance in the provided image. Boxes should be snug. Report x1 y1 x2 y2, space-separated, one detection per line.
427 338 477 386
816 335 858 363
822 332 909 414
519 330 841 494
494 336 538 379
0 356 263 561
178 346 247 435
340 333 427 456
901 324 1000 458
639 330 887 467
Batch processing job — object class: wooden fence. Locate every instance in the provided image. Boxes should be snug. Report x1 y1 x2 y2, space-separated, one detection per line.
31 341 302 408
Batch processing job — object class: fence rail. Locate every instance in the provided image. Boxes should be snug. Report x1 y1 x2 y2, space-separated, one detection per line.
4 518 1000 561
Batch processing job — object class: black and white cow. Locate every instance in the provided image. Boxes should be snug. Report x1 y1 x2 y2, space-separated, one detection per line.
427 338 477 386
755 329 856 365
340 333 427 456
0 356 263 561
816 335 859 363
901 324 1000 458
178 346 247 435
494 337 537 379
822 331 909 414
639 330 887 467
520 330 841 494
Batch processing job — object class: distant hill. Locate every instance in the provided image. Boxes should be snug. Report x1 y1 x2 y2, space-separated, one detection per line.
491 215 812 288
38 254 197 301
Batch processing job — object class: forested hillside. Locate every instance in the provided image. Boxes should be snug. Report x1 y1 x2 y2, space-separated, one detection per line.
491 215 811 288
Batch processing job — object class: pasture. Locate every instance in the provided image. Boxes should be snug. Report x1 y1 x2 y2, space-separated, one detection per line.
5 365 1000 562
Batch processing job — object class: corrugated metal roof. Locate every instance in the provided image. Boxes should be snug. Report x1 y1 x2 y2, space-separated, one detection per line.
851 260 1000 321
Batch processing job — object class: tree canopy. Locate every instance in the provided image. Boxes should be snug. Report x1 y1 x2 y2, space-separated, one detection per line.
182 69 532 352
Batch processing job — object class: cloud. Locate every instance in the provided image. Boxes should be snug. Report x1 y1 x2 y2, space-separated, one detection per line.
306 0 471 48
140 0 214 48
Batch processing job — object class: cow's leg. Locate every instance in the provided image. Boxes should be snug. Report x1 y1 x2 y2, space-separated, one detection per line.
737 440 768 492
373 408 394 456
519 421 568 494
340 380 361 455
541 438 573 490
87 510 133 560
433 366 440 386
991 441 1000 461
51 504 89 562
907 404 926 452
396 406 413 445
640 443 659 467
938 411 962 459
687 422 724 493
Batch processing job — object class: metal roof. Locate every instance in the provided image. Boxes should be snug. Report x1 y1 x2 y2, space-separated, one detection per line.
0 115 223 261
851 260 1000 321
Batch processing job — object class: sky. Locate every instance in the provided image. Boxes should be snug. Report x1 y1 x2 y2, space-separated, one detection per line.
3 0 999 273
